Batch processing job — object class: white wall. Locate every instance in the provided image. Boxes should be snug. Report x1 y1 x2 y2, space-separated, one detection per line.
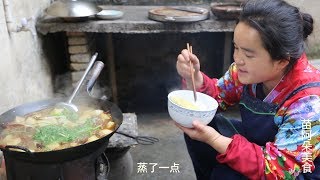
288 0 320 49
0 0 53 113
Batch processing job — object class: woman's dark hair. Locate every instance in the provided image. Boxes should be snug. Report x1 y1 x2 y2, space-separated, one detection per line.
238 0 314 72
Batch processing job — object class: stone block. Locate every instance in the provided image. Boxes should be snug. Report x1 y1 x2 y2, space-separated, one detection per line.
108 113 138 148
71 71 85 82
70 53 91 63
68 45 89 54
66 32 86 37
68 37 88 45
70 63 88 71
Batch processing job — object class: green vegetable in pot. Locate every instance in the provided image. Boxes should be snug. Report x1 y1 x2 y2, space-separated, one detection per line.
33 119 99 146
50 108 79 121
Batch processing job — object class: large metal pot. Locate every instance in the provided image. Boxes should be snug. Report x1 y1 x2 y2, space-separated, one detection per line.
45 0 102 21
0 96 123 163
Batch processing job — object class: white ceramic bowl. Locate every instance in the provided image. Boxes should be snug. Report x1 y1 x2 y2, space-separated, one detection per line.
168 90 218 128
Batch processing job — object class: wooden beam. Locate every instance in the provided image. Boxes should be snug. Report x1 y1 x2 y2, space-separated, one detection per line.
106 33 118 104
223 32 233 72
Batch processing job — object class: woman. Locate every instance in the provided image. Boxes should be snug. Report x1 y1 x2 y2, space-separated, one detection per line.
175 0 320 179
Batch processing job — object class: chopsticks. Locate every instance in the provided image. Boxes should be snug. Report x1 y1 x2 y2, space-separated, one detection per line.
187 43 197 102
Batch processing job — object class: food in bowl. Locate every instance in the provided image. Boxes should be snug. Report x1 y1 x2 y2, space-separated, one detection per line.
168 90 218 128
170 96 205 111
0 106 116 152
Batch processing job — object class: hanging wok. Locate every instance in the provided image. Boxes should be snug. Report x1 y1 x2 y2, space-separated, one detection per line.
0 97 123 163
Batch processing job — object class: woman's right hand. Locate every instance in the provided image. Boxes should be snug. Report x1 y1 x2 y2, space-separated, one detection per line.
176 49 203 89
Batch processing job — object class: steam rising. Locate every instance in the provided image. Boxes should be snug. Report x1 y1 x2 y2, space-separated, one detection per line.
53 72 112 107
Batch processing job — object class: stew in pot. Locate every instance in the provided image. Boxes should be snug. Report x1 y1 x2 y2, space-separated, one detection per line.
0 106 116 152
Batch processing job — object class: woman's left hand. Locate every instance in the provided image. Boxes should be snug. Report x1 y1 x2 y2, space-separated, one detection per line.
175 120 221 145
176 120 232 154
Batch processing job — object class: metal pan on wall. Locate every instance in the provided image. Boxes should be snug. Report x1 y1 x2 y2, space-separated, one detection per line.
0 97 123 163
148 6 209 22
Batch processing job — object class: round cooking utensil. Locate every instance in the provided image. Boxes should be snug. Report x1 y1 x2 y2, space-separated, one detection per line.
45 0 102 20
0 97 123 163
56 52 98 112
148 6 209 22
210 2 242 20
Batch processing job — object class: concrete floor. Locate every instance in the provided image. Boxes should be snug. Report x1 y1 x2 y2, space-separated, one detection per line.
129 113 196 180
128 108 241 180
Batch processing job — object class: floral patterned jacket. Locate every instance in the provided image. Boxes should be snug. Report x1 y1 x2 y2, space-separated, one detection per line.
196 54 320 179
